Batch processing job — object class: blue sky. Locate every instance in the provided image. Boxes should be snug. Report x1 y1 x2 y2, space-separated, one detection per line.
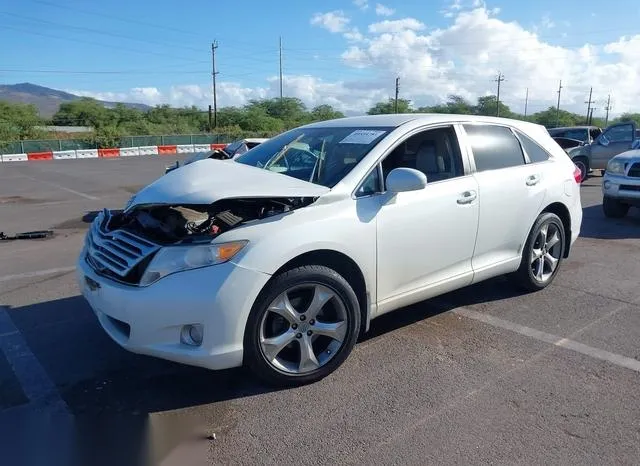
1 0 639 115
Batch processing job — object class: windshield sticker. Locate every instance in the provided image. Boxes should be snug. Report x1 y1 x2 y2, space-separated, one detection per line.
339 130 386 144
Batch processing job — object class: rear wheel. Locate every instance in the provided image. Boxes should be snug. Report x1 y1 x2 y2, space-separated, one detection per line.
511 212 566 292
572 157 589 183
602 196 629 218
244 265 361 386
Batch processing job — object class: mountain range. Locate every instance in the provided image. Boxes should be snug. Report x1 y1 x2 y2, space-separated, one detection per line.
0 83 151 118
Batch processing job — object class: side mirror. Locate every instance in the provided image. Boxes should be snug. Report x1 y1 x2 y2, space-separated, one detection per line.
598 136 610 146
386 167 427 193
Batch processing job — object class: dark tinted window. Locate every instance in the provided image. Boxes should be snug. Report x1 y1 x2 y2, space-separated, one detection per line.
463 124 525 171
356 166 381 197
515 131 550 163
603 124 634 143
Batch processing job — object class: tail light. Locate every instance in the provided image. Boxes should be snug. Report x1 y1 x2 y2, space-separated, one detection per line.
573 165 582 183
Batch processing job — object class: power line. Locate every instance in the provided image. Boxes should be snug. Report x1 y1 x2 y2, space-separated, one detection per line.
211 41 219 129
585 87 594 124
279 36 284 101
494 72 505 116
555 79 563 126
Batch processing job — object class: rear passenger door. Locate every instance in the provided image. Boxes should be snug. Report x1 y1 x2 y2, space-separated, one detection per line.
460 124 549 281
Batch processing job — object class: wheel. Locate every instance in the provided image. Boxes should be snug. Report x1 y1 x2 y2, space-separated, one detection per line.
572 157 589 183
602 196 629 218
244 265 361 386
511 212 566 292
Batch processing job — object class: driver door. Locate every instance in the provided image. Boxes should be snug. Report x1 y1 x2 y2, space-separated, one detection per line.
370 124 479 314
591 123 635 169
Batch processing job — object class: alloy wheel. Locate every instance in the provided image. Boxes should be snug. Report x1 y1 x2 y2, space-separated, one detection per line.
258 283 348 374
530 222 562 283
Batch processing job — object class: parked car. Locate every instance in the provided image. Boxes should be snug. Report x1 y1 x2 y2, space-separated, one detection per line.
566 122 638 182
77 114 583 386
601 149 640 217
164 138 268 174
548 125 602 148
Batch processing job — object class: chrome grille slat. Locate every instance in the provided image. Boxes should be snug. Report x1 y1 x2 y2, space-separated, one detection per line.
85 210 160 279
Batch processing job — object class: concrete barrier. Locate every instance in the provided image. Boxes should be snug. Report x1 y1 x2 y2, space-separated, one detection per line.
53 150 77 160
139 146 159 156
1 153 29 162
177 144 195 154
76 149 99 159
120 147 140 157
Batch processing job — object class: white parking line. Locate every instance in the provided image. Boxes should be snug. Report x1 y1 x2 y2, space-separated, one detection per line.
0 266 76 283
20 174 99 200
0 306 70 414
453 307 640 373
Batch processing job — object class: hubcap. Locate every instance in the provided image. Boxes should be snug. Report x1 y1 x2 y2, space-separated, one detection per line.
530 222 562 283
259 283 348 374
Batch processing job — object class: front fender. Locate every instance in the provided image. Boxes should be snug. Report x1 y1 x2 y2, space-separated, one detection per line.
567 146 589 159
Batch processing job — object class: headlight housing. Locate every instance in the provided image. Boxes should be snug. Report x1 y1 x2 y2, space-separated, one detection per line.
606 159 625 175
139 240 248 286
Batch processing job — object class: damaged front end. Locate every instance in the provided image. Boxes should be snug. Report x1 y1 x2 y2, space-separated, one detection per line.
83 196 316 285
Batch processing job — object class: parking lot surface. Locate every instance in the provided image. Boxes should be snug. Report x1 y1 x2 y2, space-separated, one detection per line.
1 157 639 466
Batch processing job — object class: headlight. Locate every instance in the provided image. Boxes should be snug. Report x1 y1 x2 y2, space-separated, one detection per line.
139 240 248 286
606 159 625 175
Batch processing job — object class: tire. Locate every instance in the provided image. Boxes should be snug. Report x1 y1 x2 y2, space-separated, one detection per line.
511 212 566 292
602 196 629 218
572 157 589 183
244 265 361 386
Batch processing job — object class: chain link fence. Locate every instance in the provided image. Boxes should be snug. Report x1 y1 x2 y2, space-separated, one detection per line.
0 132 273 154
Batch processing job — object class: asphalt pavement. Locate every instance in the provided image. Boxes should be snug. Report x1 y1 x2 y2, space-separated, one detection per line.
0 157 639 466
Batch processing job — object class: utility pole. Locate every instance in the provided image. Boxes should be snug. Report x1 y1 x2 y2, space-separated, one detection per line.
589 107 596 125
495 72 505 116
555 79 563 127
585 87 594 125
394 77 399 113
524 87 529 117
279 36 283 101
605 94 611 126
211 41 219 129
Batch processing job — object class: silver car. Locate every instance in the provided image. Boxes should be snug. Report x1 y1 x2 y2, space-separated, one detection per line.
602 149 640 217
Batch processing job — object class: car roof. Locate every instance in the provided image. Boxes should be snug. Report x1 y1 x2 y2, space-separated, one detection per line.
243 138 268 143
548 126 599 131
302 113 546 132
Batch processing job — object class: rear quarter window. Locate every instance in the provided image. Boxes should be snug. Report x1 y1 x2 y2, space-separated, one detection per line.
515 130 551 163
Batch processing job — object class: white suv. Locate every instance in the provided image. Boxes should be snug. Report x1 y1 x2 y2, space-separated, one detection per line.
77 114 583 386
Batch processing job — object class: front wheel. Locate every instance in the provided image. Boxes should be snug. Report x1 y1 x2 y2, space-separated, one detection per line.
244 265 361 386
511 212 566 292
602 196 629 218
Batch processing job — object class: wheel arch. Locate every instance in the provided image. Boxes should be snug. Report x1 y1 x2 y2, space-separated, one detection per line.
541 201 572 258
270 249 371 335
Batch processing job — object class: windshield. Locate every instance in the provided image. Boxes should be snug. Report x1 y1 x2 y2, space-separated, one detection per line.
235 126 393 187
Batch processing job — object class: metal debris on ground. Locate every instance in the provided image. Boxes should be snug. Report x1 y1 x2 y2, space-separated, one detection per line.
0 230 54 240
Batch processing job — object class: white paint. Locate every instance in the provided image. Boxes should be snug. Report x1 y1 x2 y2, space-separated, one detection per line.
2 153 29 162
177 144 195 153
21 174 99 200
52 150 77 160
0 266 76 284
454 307 640 373
139 145 159 155
120 147 140 157
75 149 99 159
0 306 70 413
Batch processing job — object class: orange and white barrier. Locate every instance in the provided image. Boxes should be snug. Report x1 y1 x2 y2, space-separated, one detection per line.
1 142 231 162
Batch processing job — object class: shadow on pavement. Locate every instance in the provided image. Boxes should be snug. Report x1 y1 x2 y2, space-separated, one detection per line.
579 204 640 240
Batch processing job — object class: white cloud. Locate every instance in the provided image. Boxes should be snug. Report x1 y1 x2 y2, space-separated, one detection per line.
78 7 640 118
353 0 369 10
368 18 426 33
310 10 350 33
375 3 395 16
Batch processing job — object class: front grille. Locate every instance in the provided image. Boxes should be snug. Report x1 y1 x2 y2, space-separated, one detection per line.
620 185 640 192
628 163 640 178
85 209 159 283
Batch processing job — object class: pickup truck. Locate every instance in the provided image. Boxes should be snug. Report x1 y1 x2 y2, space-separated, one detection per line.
566 121 638 182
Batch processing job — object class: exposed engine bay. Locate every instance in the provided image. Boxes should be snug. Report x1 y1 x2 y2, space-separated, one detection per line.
108 197 316 243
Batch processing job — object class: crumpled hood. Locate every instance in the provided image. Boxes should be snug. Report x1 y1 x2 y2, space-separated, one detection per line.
128 158 330 208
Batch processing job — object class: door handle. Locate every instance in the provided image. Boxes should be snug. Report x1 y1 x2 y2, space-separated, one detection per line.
457 190 477 204
526 174 541 186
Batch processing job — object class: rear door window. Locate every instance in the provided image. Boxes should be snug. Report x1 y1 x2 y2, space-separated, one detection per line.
463 124 526 171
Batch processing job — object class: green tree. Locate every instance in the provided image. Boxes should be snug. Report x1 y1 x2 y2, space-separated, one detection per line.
612 112 640 127
52 98 114 128
417 95 475 115
310 104 345 121
367 98 413 114
0 101 45 144
475 95 514 118
530 107 582 128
